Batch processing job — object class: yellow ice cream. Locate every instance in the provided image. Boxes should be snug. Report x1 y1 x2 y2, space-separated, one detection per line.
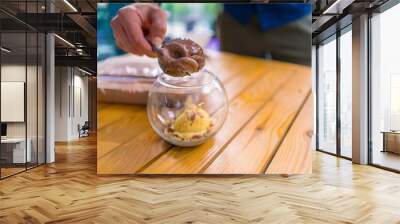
171 103 212 139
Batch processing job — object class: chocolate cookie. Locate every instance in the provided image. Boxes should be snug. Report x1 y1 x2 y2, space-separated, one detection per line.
157 38 205 76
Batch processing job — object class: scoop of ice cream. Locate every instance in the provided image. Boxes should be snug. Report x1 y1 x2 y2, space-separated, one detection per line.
171 103 211 137
157 39 205 77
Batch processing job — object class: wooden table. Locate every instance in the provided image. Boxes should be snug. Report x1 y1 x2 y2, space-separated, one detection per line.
97 51 313 175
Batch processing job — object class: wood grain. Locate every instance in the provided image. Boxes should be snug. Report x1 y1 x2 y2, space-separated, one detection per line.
2 136 400 223
97 51 312 174
266 96 313 174
97 106 148 159
203 73 311 174
97 104 142 130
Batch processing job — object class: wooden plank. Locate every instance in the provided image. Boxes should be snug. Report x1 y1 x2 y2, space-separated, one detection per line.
208 55 270 101
97 103 111 111
97 104 143 130
203 73 311 174
266 96 313 174
97 108 149 159
222 60 268 101
140 65 306 174
207 50 266 83
97 128 170 174
97 59 280 174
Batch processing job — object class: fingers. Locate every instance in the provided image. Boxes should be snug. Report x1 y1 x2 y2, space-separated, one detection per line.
110 16 141 55
119 7 154 57
110 4 168 58
111 6 154 57
147 9 168 47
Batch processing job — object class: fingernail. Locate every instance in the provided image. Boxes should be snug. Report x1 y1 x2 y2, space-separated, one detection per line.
152 37 162 48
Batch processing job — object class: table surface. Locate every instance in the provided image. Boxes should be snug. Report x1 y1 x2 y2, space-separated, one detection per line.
97 51 312 174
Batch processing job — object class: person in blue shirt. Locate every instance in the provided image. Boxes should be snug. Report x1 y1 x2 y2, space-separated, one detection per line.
110 3 311 66
219 4 311 65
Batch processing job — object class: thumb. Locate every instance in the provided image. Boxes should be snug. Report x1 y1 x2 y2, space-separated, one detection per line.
148 20 166 47
147 12 167 47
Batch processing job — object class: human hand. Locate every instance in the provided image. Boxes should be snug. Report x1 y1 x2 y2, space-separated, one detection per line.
110 3 168 57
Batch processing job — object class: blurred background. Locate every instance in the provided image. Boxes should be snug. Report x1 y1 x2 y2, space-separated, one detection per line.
97 3 222 61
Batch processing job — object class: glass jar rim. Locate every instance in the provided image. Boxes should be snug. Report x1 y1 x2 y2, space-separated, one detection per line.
157 69 217 89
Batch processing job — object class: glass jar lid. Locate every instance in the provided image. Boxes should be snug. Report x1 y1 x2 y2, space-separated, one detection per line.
158 69 216 89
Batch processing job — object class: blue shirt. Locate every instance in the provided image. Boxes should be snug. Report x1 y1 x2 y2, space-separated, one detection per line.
224 4 312 32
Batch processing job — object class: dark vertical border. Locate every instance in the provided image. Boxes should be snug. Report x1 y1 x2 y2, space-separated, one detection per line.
36 0 39 168
367 10 373 165
44 19 47 164
69 67 75 118
315 44 319 151
0 20 2 179
60 66 62 117
69 69 71 118
43 0 48 166
25 0 28 171
336 28 341 157
80 88 82 117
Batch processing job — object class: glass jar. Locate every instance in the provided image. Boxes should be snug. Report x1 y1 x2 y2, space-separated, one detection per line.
147 69 228 147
